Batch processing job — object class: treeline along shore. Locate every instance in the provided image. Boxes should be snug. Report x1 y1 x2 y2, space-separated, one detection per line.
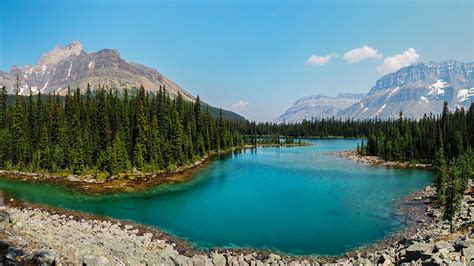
0 83 246 178
0 83 314 184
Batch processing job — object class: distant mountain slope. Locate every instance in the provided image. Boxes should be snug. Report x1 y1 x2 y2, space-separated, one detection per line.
274 93 365 123
0 41 246 121
338 61 474 119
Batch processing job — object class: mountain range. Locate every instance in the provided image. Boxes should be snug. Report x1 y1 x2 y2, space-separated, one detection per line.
2 42 472 123
276 61 474 122
274 93 365 123
0 41 245 121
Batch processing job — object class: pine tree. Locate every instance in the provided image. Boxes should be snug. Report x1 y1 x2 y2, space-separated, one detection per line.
194 95 205 155
12 90 28 166
170 109 184 166
53 118 69 169
0 86 7 129
149 115 164 169
218 108 226 150
110 132 129 175
133 143 145 170
443 159 463 233
70 88 84 174
434 147 448 205
38 124 52 171
133 86 149 166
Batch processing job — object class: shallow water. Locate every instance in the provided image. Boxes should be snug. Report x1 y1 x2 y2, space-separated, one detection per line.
0 139 432 255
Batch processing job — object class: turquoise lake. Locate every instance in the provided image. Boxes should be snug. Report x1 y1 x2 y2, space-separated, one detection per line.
0 139 432 255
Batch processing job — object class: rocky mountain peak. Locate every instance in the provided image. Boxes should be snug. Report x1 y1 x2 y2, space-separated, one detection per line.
369 61 473 95
38 41 84 66
0 41 194 100
338 60 474 120
96 49 120 58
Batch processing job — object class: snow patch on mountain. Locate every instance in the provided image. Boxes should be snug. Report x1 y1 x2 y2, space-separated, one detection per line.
41 80 49 92
66 63 72 79
388 87 399 97
457 88 474 102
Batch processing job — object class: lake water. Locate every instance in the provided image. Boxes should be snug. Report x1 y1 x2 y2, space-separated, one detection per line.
0 139 432 255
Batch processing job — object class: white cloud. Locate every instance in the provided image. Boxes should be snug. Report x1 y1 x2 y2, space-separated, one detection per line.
377 48 420 74
231 100 249 109
305 53 338 65
342 45 383 63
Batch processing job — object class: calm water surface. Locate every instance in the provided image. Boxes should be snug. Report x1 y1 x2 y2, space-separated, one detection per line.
0 139 432 255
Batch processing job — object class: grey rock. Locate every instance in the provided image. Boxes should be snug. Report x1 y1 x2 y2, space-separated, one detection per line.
0 211 10 223
82 255 110 265
404 242 433 261
212 252 227 266
435 242 456 255
5 246 24 263
462 247 474 263
32 250 56 266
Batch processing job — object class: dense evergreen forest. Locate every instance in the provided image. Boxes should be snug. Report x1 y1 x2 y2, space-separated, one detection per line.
357 102 474 231
238 119 371 138
359 103 474 163
0 85 243 175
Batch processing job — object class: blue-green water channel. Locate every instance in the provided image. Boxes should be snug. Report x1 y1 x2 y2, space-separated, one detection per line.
0 139 432 255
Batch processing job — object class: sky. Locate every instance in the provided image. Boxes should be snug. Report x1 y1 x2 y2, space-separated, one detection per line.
1 0 473 121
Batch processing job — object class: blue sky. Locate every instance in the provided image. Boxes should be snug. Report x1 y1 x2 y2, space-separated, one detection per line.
1 0 473 121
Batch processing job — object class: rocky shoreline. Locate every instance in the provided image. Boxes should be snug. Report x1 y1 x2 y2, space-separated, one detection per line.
0 178 472 265
0 156 212 195
333 150 432 169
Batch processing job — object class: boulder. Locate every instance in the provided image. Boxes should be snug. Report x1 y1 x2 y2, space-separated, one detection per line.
0 211 10 224
5 246 24 263
211 252 227 266
376 253 393 265
82 255 110 265
434 241 455 252
453 239 468 251
404 242 433 261
462 247 474 263
32 250 56 266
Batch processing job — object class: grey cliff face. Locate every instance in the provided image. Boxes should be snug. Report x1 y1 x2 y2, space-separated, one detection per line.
338 61 474 119
275 61 473 122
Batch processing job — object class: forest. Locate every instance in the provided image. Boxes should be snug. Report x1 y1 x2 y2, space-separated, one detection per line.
356 102 474 231
0 85 243 176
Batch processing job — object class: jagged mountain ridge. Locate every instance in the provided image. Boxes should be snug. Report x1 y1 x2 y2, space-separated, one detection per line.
275 60 473 123
274 93 365 123
0 41 194 101
338 61 474 119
